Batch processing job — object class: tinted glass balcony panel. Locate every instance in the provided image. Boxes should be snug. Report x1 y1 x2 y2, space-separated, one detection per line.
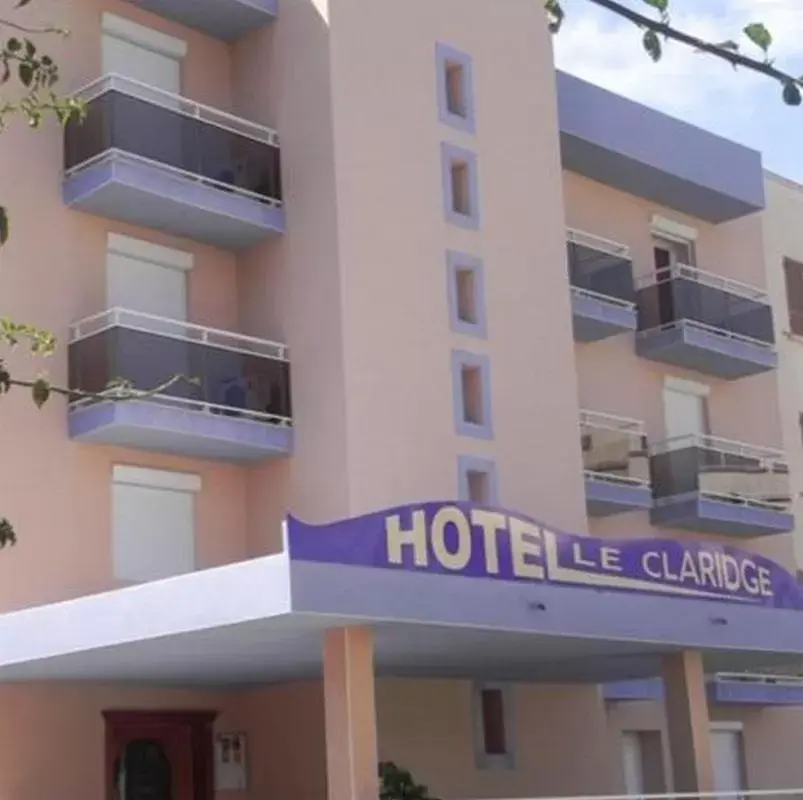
636 264 777 378
580 410 652 517
68 308 292 462
649 434 793 536
63 76 284 249
122 0 277 41
567 230 637 342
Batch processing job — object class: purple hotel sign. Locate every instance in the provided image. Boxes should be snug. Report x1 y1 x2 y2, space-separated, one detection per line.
286 502 803 610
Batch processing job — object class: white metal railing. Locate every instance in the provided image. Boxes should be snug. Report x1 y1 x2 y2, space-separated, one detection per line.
570 284 637 311
636 317 776 351
65 148 281 208
71 73 280 147
635 262 770 305
584 469 650 489
69 389 292 427
567 227 631 259
473 790 803 800
649 433 786 465
69 307 289 361
714 671 803 687
580 409 645 436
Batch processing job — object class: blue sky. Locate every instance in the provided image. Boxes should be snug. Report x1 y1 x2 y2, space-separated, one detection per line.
552 0 803 182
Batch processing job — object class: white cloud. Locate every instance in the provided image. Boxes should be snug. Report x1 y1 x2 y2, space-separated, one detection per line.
553 0 803 116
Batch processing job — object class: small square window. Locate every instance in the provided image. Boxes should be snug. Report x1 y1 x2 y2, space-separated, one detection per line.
445 61 466 117
442 144 480 230
472 682 514 770
451 350 493 440
436 43 476 134
446 251 486 338
458 456 498 504
461 365 483 425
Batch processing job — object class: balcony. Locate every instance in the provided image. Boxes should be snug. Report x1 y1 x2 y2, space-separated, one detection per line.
605 673 803 707
580 410 652 517
635 264 777 379
567 229 637 342
63 75 284 250
123 0 277 41
68 308 293 462
649 434 793 536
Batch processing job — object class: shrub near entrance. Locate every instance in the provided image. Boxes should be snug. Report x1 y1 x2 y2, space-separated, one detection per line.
379 761 440 800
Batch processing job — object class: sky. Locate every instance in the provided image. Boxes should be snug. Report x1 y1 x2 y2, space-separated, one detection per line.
551 0 803 182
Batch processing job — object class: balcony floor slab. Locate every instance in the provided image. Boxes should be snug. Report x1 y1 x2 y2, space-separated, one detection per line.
63 153 285 250
650 494 794 537
636 323 777 379
572 291 637 342
123 0 276 40
69 400 293 463
585 477 652 517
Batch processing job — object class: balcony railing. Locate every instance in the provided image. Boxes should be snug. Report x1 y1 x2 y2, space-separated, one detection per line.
635 264 777 378
580 410 652 516
567 230 637 342
649 434 793 535
68 308 292 461
63 75 284 247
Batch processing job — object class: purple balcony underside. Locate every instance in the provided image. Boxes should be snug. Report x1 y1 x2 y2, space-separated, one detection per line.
604 677 803 706
556 71 765 223
63 153 285 250
636 324 778 379
571 290 637 342
584 476 652 517
122 0 276 40
69 400 293 463
650 494 794 537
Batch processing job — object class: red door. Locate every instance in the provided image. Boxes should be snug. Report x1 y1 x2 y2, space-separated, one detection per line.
105 711 216 800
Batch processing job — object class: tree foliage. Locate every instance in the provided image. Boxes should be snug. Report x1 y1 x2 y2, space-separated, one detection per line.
546 0 803 106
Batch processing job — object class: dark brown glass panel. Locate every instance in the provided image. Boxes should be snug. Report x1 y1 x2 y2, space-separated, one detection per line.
566 242 635 304
636 277 775 344
116 739 172 800
784 258 803 336
65 90 282 203
480 689 507 756
69 327 292 422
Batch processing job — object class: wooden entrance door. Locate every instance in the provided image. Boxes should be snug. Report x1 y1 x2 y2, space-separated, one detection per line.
104 711 217 800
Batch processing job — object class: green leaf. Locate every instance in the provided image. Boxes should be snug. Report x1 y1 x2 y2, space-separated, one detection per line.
16 0 33 8
0 206 8 245
783 81 802 106
743 22 772 53
24 39 35 58
544 0 565 34
5 38 21 53
641 0 669 12
18 62 33 87
643 29 662 62
0 361 10 394
0 519 17 549
31 376 50 408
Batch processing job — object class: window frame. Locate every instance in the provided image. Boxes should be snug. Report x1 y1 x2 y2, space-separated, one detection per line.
435 43 476 134
784 257 803 336
441 143 481 230
471 681 515 771
451 349 493 440
446 250 487 338
458 455 499 505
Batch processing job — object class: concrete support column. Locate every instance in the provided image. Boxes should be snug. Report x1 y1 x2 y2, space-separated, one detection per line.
324 627 379 800
662 650 715 793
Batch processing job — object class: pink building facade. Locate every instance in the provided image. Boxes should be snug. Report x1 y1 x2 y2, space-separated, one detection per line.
1 1 803 799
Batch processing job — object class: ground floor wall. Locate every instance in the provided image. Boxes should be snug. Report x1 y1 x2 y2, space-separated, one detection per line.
3 679 803 800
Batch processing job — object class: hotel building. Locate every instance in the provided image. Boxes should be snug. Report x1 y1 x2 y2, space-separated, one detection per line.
2 1 803 799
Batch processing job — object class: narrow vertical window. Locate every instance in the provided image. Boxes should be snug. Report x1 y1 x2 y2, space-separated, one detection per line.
472 682 514 770
436 43 476 133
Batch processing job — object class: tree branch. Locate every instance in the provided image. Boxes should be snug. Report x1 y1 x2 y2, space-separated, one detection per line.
585 0 801 87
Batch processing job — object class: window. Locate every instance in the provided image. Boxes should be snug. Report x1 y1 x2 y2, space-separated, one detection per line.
452 350 493 439
784 258 803 336
446 251 487 338
653 234 694 272
458 456 498 504
441 144 480 230
112 465 200 583
663 377 710 440
435 43 476 133
472 682 514 770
